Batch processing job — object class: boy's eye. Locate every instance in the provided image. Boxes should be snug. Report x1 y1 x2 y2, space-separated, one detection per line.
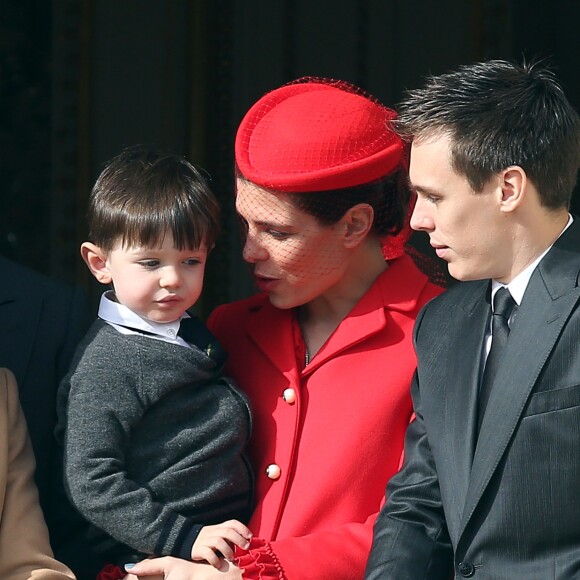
138 260 159 268
184 258 202 266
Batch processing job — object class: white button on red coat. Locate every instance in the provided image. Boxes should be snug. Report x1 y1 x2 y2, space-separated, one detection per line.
282 388 296 404
266 463 281 480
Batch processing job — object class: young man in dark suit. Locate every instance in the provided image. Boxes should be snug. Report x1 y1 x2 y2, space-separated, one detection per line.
0 256 102 579
365 60 580 579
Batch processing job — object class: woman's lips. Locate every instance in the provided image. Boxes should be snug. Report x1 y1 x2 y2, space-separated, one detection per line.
254 275 279 292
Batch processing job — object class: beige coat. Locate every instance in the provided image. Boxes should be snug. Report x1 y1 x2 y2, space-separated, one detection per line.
0 368 75 580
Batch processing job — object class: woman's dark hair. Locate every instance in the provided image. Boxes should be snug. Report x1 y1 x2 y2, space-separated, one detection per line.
287 167 411 238
88 145 220 252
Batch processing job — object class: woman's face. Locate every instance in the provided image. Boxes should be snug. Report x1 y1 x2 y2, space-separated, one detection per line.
236 179 351 309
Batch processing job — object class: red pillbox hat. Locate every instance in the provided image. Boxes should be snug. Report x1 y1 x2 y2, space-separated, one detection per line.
235 78 404 193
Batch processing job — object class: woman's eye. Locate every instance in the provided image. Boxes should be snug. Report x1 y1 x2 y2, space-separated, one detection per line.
267 229 290 240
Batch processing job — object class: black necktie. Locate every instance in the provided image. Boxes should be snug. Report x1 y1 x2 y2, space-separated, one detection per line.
477 287 516 432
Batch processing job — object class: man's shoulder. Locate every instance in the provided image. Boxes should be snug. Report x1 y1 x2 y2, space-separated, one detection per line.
423 279 486 314
0 256 80 302
2 255 55 284
0 257 91 373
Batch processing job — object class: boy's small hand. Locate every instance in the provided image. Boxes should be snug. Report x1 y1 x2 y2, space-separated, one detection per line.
191 520 252 568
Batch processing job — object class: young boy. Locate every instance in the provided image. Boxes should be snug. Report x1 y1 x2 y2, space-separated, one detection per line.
56 145 253 577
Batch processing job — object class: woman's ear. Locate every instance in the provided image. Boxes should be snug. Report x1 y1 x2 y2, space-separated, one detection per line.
340 203 374 249
80 242 112 284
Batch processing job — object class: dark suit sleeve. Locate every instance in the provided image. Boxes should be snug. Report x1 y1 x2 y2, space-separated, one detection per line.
41 285 106 579
54 284 92 384
365 311 453 580
0 259 103 578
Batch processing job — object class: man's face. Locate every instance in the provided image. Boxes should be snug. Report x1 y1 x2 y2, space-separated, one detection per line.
409 135 510 282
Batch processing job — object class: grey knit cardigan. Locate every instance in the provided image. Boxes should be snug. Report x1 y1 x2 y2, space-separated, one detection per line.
56 319 253 561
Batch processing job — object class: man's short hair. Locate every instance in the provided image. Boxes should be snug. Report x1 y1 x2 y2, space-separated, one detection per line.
395 59 580 209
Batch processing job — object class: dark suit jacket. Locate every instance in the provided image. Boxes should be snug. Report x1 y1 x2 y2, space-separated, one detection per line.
365 219 580 580
0 256 103 579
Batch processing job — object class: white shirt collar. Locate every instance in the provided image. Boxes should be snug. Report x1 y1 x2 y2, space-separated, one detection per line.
98 291 187 342
491 214 573 307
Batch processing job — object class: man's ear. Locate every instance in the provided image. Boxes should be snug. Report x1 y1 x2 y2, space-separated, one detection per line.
499 166 526 214
340 203 374 249
80 242 112 284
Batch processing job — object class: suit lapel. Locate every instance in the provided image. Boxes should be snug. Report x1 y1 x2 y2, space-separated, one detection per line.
438 281 489 524
460 220 580 536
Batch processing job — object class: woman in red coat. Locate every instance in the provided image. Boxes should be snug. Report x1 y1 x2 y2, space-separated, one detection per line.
127 79 444 579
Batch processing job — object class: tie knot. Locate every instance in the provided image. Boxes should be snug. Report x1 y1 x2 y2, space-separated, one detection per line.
493 287 515 321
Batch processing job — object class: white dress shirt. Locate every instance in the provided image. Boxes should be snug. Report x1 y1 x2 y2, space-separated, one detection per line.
484 214 573 359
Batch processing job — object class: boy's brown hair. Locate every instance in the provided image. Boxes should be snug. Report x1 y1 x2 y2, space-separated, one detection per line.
88 145 220 252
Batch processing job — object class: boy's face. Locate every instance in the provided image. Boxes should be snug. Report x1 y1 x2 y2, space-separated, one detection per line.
104 233 208 323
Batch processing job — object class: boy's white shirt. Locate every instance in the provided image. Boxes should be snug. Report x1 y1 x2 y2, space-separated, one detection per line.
98 290 192 348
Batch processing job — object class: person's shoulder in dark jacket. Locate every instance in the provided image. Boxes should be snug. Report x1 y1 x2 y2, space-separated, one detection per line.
0 255 104 579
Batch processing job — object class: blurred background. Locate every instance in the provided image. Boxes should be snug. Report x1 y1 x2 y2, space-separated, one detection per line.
1 0 579 315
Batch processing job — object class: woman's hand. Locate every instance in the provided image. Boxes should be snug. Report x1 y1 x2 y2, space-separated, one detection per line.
192 520 252 567
125 556 243 579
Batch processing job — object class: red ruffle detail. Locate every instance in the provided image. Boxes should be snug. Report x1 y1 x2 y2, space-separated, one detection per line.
235 538 286 579
96 563 125 580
